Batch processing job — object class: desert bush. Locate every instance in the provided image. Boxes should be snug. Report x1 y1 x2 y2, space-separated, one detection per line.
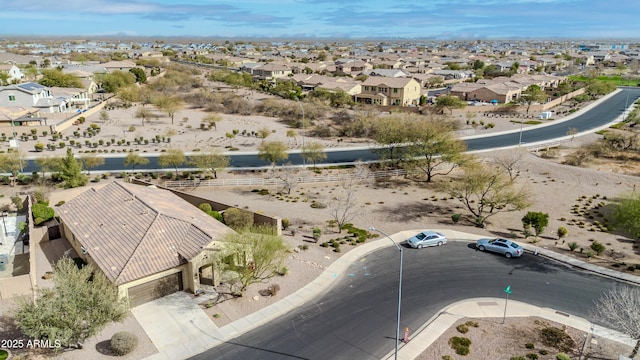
510 357 526 360
110 331 138 356
557 226 568 239
313 227 322 240
526 354 539 360
568 242 579 251
540 327 575 352
590 241 605 255
11 196 24 211
456 324 469 334
223 207 254 230
198 203 213 212
281 218 290 230
452 213 461 223
448 336 471 356
525 342 535 349
556 353 570 360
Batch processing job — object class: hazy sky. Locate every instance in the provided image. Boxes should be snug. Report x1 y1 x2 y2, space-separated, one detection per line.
1 0 639 39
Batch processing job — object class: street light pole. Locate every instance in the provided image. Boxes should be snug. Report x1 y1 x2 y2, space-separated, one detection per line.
518 120 523 146
369 227 403 360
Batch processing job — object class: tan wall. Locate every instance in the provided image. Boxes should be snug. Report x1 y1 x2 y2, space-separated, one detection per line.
131 179 282 235
54 99 109 133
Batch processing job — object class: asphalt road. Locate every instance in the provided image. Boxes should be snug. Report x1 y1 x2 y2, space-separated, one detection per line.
190 242 629 360
19 87 640 173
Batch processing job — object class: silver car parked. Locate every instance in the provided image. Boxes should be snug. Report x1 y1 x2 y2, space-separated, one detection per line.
476 238 524 258
407 231 447 249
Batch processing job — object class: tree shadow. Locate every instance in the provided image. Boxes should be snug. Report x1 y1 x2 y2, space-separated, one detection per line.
373 201 454 223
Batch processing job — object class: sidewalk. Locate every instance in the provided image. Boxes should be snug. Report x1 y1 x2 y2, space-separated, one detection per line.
140 229 640 360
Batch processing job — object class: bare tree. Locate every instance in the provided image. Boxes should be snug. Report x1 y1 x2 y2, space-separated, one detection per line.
275 163 302 195
493 149 526 181
591 286 640 359
328 163 369 233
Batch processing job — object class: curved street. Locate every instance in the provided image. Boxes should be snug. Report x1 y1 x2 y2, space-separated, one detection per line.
20 87 640 173
189 241 630 360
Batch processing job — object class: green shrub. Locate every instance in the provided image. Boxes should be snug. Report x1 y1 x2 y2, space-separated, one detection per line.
34 190 49 205
525 342 535 349
451 213 461 223
448 336 471 355
32 203 54 225
110 331 138 356
556 353 570 360
208 210 223 222
510 357 526 360
442 356 452 360
538 349 548 355
11 196 23 212
557 226 568 239
590 241 605 255
223 207 254 230
198 203 213 212
55 200 65 207
526 353 539 360
313 227 322 240
281 218 290 230
465 320 479 327
456 324 469 334
568 241 579 251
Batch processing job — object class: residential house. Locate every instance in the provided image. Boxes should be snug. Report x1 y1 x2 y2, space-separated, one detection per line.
364 69 410 78
335 59 372 74
250 63 292 80
450 82 522 103
102 60 137 73
0 64 24 84
355 76 421 106
57 181 235 306
0 82 67 113
48 87 91 111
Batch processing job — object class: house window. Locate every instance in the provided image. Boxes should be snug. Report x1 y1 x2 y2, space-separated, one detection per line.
393 88 398 93
8 95 15 102
378 87 388 93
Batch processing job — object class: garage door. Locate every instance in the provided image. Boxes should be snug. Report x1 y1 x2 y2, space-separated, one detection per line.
128 272 183 307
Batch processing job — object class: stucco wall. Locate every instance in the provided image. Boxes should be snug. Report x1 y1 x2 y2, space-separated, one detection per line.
131 179 282 235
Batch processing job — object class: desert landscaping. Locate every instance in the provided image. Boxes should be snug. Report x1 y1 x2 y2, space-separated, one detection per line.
1 75 640 359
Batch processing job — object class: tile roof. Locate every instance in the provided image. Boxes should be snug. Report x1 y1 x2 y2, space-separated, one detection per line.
361 76 416 88
58 181 232 284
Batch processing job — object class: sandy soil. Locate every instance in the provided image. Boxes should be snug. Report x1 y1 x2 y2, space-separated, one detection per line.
416 317 632 360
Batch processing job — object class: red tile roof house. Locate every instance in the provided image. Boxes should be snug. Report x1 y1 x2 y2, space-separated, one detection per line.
57 181 235 306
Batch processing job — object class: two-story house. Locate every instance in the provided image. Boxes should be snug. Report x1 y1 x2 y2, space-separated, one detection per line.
0 82 67 113
251 63 292 80
355 76 421 106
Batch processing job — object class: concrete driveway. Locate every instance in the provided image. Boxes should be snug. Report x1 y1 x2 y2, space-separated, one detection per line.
132 292 225 360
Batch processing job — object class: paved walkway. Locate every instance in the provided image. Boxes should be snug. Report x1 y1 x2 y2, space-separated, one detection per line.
137 229 640 360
